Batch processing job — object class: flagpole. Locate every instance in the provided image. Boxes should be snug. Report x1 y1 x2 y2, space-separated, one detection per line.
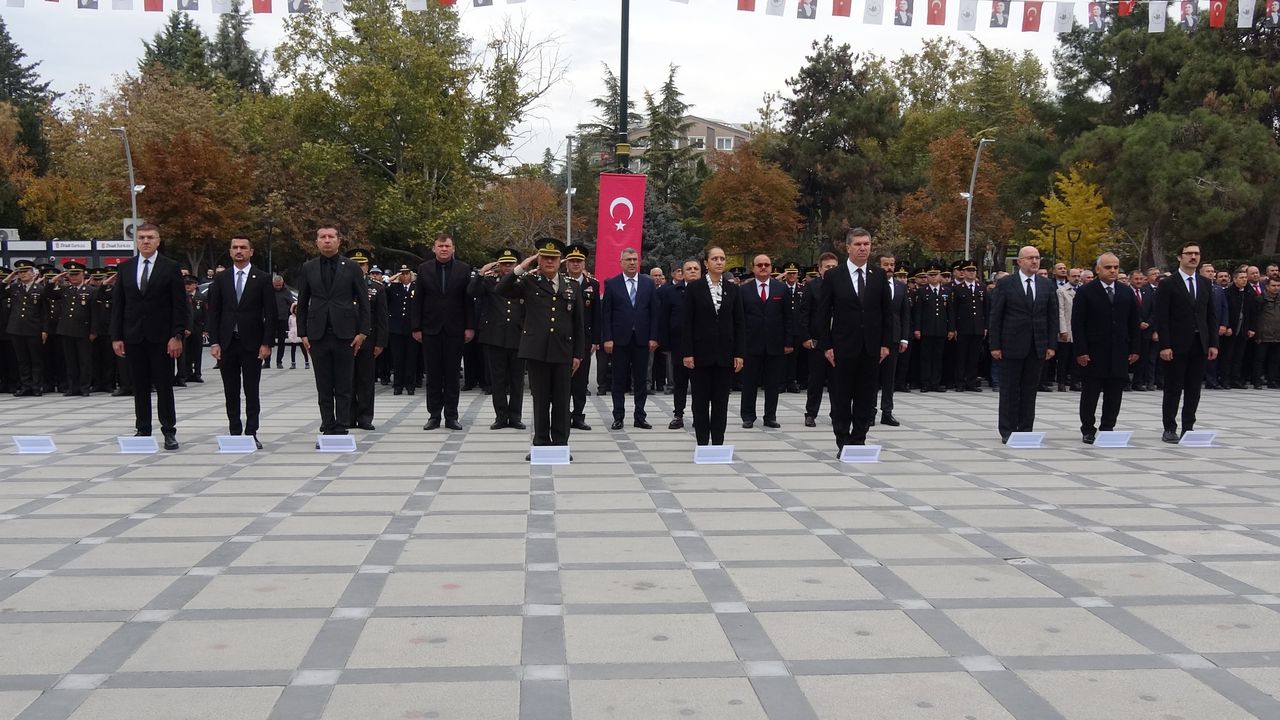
963 138 995 261
616 0 631 172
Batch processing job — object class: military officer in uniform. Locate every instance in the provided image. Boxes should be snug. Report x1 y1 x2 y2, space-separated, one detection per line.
386 264 418 394
47 261 95 396
0 266 14 394
4 259 48 396
780 261 805 392
349 250 388 431
38 265 62 392
370 266 393 385
471 247 527 430
913 263 954 392
94 270 130 396
893 266 913 393
177 275 206 384
951 260 987 391
563 244 599 431
497 239 586 453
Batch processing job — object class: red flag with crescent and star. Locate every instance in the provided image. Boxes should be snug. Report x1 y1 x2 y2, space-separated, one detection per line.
1118 0 1136 15
595 173 648 283
928 0 946 23
738 0 756 9
1209 0 1225 25
144 0 162 9
1023 0 1043 29
252 0 270 11
833 0 852 15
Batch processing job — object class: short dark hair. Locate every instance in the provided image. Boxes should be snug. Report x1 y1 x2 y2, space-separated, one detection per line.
845 227 872 242
229 235 253 246
1177 241 1201 255
818 252 838 264
1234 267 1248 277
434 233 453 244
316 221 341 235
136 222 159 235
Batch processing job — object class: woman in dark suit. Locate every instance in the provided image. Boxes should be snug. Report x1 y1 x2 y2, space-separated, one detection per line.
680 246 745 446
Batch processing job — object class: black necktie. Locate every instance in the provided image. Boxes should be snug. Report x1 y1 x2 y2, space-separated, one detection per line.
1106 285 1114 304
1025 278 1034 301
856 268 865 298
1187 276 1195 300
321 256 335 290
439 263 448 292
140 258 151 293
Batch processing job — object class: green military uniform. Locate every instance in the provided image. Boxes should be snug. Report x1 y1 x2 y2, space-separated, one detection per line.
470 247 526 429
6 260 48 396
349 250 389 431
47 261 95 395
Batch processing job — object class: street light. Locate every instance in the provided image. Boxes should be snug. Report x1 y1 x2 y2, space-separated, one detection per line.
565 134 576 242
110 127 139 254
1067 228 1082 267
963 138 995 261
1049 223 1063 263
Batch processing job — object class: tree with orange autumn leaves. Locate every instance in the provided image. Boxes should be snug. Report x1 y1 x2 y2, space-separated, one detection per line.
699 142 802 260
898 129 1014 259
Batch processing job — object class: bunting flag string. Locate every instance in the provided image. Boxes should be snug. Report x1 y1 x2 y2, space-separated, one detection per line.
21 0 1277 34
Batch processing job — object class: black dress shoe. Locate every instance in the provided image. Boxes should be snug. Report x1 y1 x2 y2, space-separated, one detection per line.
1000 434 1010 444
610 420 623 430
423 417 441 430
393 387 403 396
189 377 203 383
111 389 131 397
407 387 415 395
633 420 653 430
763 420 781 429
173 381 187 387
1161 430 1179 443
252 436 263 450
445 419 463 431
880 414 900 427
509 421 527 430
596 389 607 396
1082 432 1096 444
356 422 376 431
571 418 592 431
742 421 754 429
804 415 816 427
135 431 151 437
668 418 684 429
490 420 507 430
162 432 179 451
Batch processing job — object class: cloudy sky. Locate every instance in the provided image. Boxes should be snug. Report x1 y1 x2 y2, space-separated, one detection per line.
1 0 1062 164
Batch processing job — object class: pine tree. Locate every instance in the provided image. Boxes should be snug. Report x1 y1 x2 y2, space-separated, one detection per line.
0 18 52 232
209 0 269 94
140 12 212 85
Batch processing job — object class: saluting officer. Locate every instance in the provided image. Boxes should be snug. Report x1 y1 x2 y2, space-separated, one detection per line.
0 266 14 394
951 259 987 391
176 275 206 385
386 264 418 395
47 261 95 396
471 247 527 430
93 270 130 396
370 266 392 385
563 244 599 431
349 250 388 431
4 259 48 396
39 265 62 392
496 239 586 452
913 262 954 392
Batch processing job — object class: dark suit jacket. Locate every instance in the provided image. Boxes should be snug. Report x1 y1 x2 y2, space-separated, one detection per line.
495 270 586 364
888 279 910 348
600 272 657 346
568 275 600 345
412 258 474 336
816 262 895 359
206 263 278 351
295 254 372 341
796 276 825 347
989 273 1059 360
1136 284 1156 337
1154 272 1218 354
740 277 795 355
469 273 523 349
1071 280 1140 379
110 253 187 345
1224 285 1259 336
681 277 745 367
656 282 691 359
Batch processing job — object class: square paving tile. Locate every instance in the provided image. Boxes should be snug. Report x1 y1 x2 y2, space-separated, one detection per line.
0 623 121 673
1019 669 1255 720
560 569 708 604
378 571 526 606
0 575 175 611
557 536 685 564
725 566 883 602
570 678 767 719
890 563 1060 599
798 672 1015 719
848 533 991 560
186 573 353 609
1051 562 1232 597
1201 560 1280 592
990 532 1143 558
398 538 526 565
230 539 375 567
67 687 284 720
564 614 737 663
322 682 519 720
703 534 842 562
946 608 1148 656
347 616 523 668
757 610 946 660
121 619 322 671
1126 604 1280 653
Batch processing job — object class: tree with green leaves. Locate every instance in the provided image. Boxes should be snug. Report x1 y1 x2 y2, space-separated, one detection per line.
209 0 269 95
639 65 698 210
140 12 212 86
0 18 52 235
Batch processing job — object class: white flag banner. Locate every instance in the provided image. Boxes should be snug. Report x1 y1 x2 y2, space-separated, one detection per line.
765 0 786 15
322 0 342 11
864 0 884 23
406 0 427 10
1054 1 1074 30
5 0 24 8
1149 0 1167 31
958 0 978 29
112 0 131 7
1237 0 1254 26
212 0 233 12
669 0 688 3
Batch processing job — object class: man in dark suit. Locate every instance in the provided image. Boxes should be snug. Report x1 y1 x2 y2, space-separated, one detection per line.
600 247 658 430
296 224 372 437
110 224 188 450
877 254 910 426
496 239 586 451
798 253 840 427
1072 253 1140 444
1154 242 1218 442
206 235 278 448
682 246 745 446
412 233 475 431
657 258 698 430
470 247 526 430
739 255 794 429
349 250 388 431
1221 266 1258 388
1131 270 1156 390
988 245 1059 444
816 228 895 450
563 245 599 431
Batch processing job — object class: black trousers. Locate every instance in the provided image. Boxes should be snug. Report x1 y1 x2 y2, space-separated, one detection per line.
1133 333 1154 386
610 342 649 422
1252 340 1279 385
527 359 571 445
954 334 982 388
895 344 910 390
595 347 612 394
126 340 178 435
92 336 115 390
351 343 377 426
571 351 593 420
997 354 1044 439
61 336 92 393
274 321 289 365
829 350 880 447
690 364 732 445
879 348 899 414
463 339 485 389
741 352 783 423
669 361 690 417
1080 376 1125 435
388 333 417 390
116 354 133 392
485 344 525 424
1162 343 1206 432
218 335 264 435
651 349 668 389
1056 342 1074 385
919 336 945 389
1220 334 1248 386
12 335 43 392
422 332 464 420
0 338 15 390
184 333 203 379
805 348 829 418
310 334 355 434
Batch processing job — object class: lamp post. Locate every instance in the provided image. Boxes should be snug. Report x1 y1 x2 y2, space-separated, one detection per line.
110 126 140 254
616 0 632 172
963 138 995 261
565 134 576 242
1067 228 1082 267
1049 223 1063 264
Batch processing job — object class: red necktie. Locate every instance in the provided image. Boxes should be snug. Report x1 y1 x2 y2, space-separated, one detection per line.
760 282 767 302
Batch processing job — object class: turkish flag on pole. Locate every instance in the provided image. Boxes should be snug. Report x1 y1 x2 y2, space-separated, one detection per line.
737 0 756 9
927 0 946 24
252 0 270 11
144 0 162 9
832 0 852 14
1118 0 1135 15
1023 1 1044 29
595 173 647 282
1209 0 1225 25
